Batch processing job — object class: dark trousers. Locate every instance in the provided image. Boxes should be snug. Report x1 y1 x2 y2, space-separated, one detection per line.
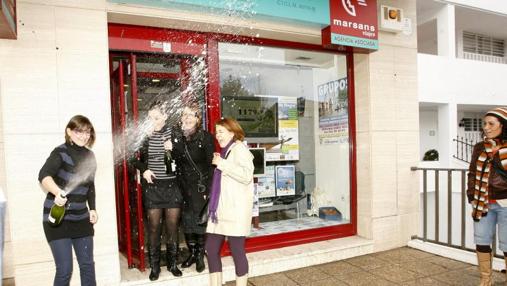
48 236 96 286
205 233 248 276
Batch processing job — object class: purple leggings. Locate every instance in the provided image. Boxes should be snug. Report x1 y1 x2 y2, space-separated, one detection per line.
205 233 248 276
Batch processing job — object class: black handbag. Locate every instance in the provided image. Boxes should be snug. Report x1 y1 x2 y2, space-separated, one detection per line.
197 197 209 226
184 143 209 226
184 144 207 193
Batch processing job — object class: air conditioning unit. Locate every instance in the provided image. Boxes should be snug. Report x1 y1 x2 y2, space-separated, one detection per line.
380 5 404 33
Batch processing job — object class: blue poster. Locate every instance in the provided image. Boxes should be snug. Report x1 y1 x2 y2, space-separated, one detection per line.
275 165 295 197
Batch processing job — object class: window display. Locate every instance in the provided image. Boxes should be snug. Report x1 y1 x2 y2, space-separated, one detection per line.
219 43 352 236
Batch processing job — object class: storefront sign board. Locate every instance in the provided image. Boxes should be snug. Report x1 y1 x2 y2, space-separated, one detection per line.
322 0 378 51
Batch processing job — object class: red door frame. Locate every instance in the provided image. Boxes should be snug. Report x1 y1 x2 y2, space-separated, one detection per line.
108 23 358 255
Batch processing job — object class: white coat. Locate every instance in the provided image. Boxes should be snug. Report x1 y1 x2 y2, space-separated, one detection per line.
206 140 254 237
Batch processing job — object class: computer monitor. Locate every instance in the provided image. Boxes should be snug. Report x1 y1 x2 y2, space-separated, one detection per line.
221 95 279 143
249 147 266 177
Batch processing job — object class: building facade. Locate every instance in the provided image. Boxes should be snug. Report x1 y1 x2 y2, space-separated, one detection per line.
417 0 507 166
0 0 419 284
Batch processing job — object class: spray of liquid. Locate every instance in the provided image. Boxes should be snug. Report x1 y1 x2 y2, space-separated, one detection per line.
111 0 260 165
63 155 96 195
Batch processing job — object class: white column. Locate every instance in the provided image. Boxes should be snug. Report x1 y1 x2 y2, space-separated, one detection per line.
438 103 458 166
437 4 456 58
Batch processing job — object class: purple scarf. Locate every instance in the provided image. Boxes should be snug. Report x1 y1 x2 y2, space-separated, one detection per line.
208 140 234 223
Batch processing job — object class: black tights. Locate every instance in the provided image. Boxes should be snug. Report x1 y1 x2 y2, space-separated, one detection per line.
147 208 181 248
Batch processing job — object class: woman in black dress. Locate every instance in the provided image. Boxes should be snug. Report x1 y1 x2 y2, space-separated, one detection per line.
133 101 183 280
173 104 215 272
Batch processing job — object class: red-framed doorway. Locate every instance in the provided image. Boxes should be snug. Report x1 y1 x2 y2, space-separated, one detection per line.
108 23 358 271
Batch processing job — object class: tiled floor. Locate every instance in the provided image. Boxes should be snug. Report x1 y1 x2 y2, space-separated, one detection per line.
249 216 348 237
224 247 506 286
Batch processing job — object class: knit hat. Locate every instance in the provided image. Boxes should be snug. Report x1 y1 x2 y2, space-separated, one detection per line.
486 107 507 124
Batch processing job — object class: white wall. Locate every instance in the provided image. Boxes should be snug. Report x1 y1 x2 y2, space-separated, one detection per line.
444 0 507 15
419 110 439 160
0 1 120 285
418 53 507 105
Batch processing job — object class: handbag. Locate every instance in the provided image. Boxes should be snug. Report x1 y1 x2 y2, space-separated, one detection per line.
184 142 209 225
493 158 507 181
184 143 207 193
197 197 209 226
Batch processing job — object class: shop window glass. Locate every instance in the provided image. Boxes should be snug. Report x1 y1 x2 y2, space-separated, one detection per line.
218 43 351 236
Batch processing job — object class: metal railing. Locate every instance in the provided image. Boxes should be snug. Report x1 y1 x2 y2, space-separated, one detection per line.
463 52 507 64
411 166 503 258
453 136 476 163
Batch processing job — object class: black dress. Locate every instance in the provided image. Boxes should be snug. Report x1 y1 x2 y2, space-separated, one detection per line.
172 128 215 234
133 126 183 209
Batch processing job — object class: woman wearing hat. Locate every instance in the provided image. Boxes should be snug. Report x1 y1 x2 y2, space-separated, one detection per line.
467 107 507 285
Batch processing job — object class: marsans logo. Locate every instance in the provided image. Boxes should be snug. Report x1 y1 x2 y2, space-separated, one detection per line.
341 0 368 17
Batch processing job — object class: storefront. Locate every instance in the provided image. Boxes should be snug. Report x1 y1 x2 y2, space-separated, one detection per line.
108 22 358 270
0 0 419 285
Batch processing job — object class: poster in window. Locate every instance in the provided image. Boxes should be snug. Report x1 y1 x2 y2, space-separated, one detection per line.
260 96 300 161
257 165 276 198
275 165 296 197
317 78 349 145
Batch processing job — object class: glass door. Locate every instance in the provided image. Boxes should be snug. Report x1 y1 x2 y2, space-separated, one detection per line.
110 47 208 271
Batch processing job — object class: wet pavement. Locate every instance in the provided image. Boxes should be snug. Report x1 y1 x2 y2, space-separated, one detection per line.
226 247 507 286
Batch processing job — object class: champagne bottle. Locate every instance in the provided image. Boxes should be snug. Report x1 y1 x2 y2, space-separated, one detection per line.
48 191 66 226
164 149 172 174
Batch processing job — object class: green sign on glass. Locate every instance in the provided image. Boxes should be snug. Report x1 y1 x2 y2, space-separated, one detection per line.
108 0 330 25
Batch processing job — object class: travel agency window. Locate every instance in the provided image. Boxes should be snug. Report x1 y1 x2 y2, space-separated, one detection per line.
218 41 357 245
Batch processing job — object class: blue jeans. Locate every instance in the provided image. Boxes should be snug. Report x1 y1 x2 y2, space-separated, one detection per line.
48 236 96 286
474 202 507 252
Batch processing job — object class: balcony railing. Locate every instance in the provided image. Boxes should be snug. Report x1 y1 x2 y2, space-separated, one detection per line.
463 52 507 64
411 166 503 258
453 136 476 163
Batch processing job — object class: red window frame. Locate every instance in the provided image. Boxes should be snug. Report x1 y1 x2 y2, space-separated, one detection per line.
108 23 357 255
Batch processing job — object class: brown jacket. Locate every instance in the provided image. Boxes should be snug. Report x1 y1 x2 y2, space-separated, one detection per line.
467 142 507 201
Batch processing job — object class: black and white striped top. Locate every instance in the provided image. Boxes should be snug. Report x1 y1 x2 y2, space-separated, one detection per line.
148 128 175 179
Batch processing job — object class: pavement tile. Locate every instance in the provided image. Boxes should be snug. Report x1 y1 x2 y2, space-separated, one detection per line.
374 247 435 264
334 271 394 286
249 273 298 286
399 260 448 276
344 254 394 270
432 269 481 286
299 277 349 286
284 266 331 284
318 261 363 276
399 277 450 285
425 255 471 270
369 264 423 283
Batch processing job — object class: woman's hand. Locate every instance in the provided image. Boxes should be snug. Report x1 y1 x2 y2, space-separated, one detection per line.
89 210 98 224
212 153 222 166
143 169 156 184
164 139 173 151
54 189 67 206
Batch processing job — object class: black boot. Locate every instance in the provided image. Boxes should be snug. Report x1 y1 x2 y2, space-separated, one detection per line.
167 243 183 277
149 246 161 281
181 233 196 268
181 243 196 268
195 244 205 273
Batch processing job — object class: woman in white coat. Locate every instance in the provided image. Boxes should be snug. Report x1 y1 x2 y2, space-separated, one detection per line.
206 118 254 286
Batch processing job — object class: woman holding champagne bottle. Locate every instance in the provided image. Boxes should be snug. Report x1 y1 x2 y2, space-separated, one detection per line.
38 115 98 286
132 101 183 280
